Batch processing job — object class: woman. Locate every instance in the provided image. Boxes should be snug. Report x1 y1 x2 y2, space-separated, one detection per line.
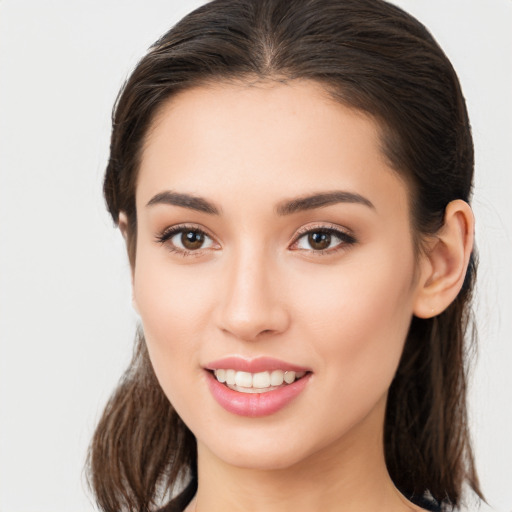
87 0 483 510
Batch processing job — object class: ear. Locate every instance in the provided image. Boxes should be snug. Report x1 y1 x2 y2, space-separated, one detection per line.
413 200 474 318
118 211 129 241
118 211 140 315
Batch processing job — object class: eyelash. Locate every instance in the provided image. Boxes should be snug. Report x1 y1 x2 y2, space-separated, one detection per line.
155 223 356 257
155 224 217 257
290 224 357 255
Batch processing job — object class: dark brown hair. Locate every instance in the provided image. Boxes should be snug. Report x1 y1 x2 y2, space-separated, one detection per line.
88 0 482 510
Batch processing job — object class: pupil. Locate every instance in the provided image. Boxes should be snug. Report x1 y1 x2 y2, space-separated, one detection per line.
308 232 331 250
182 230 204 250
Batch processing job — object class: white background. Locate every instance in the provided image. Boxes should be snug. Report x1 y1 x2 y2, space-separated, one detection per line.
0 1 510 511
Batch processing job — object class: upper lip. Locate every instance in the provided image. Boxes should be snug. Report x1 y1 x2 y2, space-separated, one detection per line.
205 356 311 373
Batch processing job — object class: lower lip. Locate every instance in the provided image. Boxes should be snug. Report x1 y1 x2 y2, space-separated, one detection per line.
206 371 311 417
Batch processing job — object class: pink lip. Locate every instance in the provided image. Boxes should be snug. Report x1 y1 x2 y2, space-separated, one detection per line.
205 356 310 373
206 371 311 417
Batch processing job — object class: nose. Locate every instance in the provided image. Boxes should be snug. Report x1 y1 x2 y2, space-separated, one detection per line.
215 247 290 342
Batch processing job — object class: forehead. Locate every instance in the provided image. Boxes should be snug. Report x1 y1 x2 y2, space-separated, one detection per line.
137 80 409 217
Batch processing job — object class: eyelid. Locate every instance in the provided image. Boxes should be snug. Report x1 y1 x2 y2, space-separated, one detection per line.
155 223 220 255
289 222 357 253
155 221 355 256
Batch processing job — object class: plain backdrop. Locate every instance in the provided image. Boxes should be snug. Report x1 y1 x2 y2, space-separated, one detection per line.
0 1 511 511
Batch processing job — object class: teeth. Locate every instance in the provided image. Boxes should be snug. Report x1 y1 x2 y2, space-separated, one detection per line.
235 371 252 387
283 371 296 384
226 369 236 385
213 369 306 392
215 369 227 383
270 370 284 386
253 371 271 388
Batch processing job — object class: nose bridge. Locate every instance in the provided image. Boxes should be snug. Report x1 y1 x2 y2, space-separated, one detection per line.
217 241 288 341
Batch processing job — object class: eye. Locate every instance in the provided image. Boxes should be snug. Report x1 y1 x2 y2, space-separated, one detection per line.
156 225 217 254
291 226 356 253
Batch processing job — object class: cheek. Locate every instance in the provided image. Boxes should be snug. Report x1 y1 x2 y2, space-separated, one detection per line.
132 247 217 383
293 249 416 396
134 235 217 329
132 256 217 422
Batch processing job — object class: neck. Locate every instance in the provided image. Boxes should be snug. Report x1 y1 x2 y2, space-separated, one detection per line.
191 396 419 512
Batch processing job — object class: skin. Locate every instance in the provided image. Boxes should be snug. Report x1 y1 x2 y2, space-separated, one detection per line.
120 80 474 512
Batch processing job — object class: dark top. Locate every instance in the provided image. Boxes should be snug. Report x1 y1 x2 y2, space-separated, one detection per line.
414 494 443 511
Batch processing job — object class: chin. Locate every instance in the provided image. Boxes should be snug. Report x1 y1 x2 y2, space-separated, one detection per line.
195 418 347 473
211 442 312 471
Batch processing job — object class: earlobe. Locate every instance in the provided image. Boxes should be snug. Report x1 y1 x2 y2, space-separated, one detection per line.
118 210 137 288
413 200 474 318
118 211 129 240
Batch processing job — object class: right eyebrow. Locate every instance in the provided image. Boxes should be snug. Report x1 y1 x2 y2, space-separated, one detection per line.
146 190 221 215
275 190 375 216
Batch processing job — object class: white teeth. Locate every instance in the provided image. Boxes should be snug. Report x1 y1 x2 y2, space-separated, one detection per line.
213 368 306 391
226 369 236 385
270 370 284 386
215 369 226 383
253 371 271 388
235 371 252 387
284 371 296 384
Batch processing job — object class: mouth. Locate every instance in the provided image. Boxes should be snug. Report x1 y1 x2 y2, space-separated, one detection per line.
209 368 308 394
204 357 312 417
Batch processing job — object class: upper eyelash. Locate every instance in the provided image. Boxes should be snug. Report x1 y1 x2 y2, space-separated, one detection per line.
155 223 356 255
155 224 216 257
290 224 357 251
155 224 208 245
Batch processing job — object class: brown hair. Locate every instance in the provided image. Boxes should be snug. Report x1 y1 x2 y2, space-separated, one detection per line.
88 0 482 510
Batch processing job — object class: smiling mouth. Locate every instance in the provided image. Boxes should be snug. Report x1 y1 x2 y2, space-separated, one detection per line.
211 369 308 394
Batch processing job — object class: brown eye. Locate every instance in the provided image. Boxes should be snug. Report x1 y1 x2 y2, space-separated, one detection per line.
181 230 205 250
292 226 356 253
156 226 216 254
307 232 331 250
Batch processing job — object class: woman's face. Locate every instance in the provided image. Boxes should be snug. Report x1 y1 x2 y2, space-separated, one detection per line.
132 81 425 470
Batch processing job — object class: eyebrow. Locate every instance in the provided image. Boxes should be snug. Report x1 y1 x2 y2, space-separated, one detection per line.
275 191 375 215
146 189 374 216
146 191 221 215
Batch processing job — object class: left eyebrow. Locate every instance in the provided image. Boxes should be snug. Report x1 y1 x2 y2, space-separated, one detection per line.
275 191 375 215
146 190 221 215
